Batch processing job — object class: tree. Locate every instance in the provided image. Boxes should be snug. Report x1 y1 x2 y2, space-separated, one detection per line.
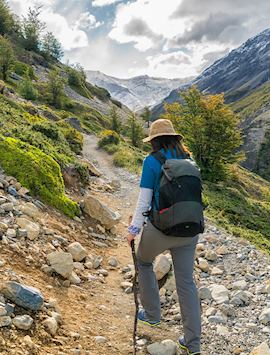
0 35 14 81
141 106 151 127
66 63 86 87
127 113 144 148
22 7 45 52
19 72 38 100
0 0 15 35
42 32 63 61
110 107 121 133
162 86 243 181
47 69 66 108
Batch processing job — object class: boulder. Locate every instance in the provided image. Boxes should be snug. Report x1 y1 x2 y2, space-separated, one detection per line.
250 342 270 355
47 252 74 278
83 195 121 229
20 202 40 219
147 339 177 355
0 282 44 311
13 315 34 330
68 242 87 262
210 284 229 304
154 254 171 280
16 217 40 240
81 158 101 177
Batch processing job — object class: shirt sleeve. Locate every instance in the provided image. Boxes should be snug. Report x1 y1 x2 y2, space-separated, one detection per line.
140 157 155 189
128 187 153 236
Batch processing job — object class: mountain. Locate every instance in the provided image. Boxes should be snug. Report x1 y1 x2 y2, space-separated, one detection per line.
152 28 270 118
151 28 270 179
86 70 192 111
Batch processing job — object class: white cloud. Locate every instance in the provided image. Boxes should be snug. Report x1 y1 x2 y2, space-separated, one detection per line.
75 12 103 30
7 0 89 50
92 0 122 7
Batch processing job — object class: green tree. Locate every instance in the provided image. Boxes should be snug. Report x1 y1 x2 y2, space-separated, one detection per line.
0 0 15 35
127 113 144 148
110 107 121 133
0 35 14 81
22 7 45 51
162 86 243 181
42 32 63 61
19 73 38 100
66 63 86 87
47 69 66 108
141 106 151 127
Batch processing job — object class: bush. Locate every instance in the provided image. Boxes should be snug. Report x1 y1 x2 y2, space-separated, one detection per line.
19 79 38 100
14 61 35 79
61 126 83 154
0 135 80 217
98 129 120 148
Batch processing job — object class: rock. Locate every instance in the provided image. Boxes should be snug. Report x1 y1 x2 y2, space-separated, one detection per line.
108 256 118 267
43 317 58 335
92 241 108 248
250 342 270 355
260 280 270 294
0 282 44 311
0 316 12 327
84 195 121 229
20 203 40 219
197 258 210 272
216 245 229 255
208 314 226 324
154 254 171 280
81 159 102 177
231 291 250 306
231 280 247 290
211 267 224 276
1 202 13 212
17 217 40 240
95 336 107 344
205 250 218 261
13 315 34 330
6 228 16 238
18 187 30 197
0 304 7 316
68 242 87 262
259 308 270 325
210 284 229 304
69 272 81 285
199 286 212 300
147 339 177 355
216 325 229 336
121 281 133 290
47 252 74 278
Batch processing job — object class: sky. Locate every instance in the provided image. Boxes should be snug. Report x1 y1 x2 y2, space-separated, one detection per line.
7 0 270 79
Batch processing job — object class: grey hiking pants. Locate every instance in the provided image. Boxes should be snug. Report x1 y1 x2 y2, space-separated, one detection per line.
137 221 201 353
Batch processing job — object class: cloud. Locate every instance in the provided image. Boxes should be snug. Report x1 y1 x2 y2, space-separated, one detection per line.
92 0 122 7
75 12 103 30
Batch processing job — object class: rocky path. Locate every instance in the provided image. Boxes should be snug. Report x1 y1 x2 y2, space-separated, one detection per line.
0 134 269 355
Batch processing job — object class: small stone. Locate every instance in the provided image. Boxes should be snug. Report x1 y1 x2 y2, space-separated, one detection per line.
20 203 40 219
198 258 210 272
210 284 229 304
13 315 33 330
216 245 229 255
154 254 171 280
0 316 12 327
108 256 118 267
259 308 270 325
94 336 107 344
0 304 7 316
147 339 177 355
121 281 133 290
250 342 270 355
216 325 229 336
43 317 58 335
211 267 224 276
205 250 218 261
199 286 212 300
6 228 16 238
231 280 247 290
1 202 13 212
69 272 81 285
208 315 226 324
16 217 40 240
68 242 87 262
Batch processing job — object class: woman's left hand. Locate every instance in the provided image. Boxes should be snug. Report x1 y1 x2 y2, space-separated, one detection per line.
127 233 136 247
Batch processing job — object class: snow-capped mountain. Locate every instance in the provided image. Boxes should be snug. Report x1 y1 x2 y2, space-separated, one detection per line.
152 28 270 118
86 71 192 111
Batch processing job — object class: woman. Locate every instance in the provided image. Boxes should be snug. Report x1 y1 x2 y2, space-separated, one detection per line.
127 119 201 355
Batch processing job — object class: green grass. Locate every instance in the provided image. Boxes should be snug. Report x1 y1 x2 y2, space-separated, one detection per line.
204 165 270 254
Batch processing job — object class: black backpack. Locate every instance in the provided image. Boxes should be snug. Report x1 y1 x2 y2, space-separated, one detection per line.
149 151 204 237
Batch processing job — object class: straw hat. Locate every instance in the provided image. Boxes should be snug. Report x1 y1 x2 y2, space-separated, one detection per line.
143 119 182 143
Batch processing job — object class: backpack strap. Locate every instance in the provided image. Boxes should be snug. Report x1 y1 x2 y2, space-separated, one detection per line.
151 151 167 165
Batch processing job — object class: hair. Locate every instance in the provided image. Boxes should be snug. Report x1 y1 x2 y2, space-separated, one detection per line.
150 135 191 158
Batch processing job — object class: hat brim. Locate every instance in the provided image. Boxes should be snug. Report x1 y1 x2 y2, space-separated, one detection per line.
143 132 183 143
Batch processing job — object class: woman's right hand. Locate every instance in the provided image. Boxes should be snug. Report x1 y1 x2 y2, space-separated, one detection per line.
127 233 136 247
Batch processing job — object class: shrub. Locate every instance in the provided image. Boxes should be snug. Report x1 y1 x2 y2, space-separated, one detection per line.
98 129 120 148
19 79 38 100
14 61 35 79
0 135 80 217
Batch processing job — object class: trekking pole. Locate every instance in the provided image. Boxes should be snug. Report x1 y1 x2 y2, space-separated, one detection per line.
131 239 139 355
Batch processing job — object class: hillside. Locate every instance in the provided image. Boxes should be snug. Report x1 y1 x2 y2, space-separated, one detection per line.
86 71 192 111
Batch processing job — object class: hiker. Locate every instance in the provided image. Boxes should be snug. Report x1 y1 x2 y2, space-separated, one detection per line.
127 119 202 355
